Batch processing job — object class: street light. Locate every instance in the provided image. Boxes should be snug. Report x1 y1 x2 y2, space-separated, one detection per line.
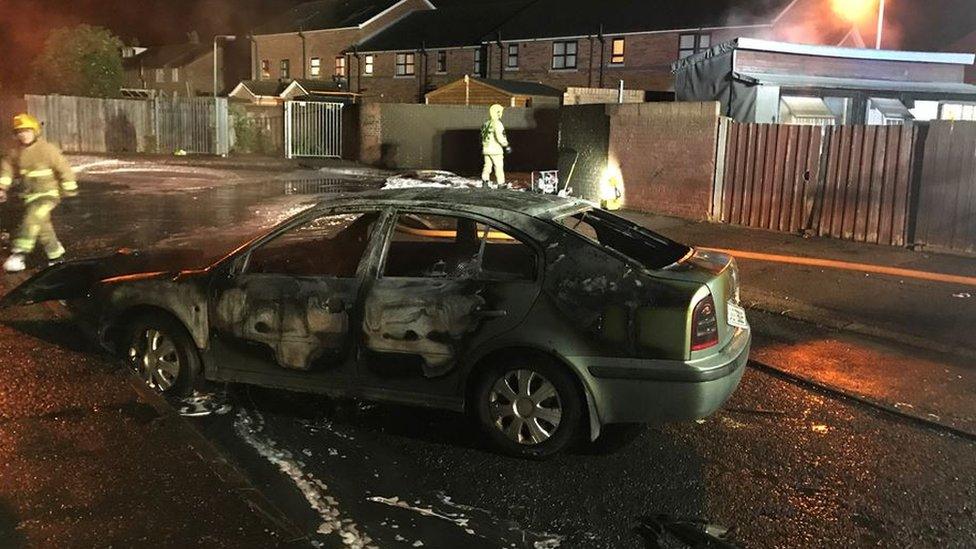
213 34 237 98
875 0 886 49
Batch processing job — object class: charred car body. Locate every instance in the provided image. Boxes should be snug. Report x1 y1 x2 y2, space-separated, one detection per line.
2 188 750 457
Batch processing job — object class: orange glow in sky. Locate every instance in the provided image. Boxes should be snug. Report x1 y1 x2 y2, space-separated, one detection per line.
830 0 878 23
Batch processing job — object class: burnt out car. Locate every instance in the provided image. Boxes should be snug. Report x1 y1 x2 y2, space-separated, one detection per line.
1 188 750 458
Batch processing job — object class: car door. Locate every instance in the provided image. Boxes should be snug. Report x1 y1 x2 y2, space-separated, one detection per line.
359 210 541 396
207 208 385 387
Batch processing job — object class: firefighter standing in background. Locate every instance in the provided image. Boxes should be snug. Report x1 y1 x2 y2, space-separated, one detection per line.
481 103 511 189
1 114 77 273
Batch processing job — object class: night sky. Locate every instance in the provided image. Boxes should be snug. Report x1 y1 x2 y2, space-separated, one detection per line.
0 0 972 92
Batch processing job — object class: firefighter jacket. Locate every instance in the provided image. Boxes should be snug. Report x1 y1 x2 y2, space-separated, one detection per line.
481 105 509 156
0 137 78 203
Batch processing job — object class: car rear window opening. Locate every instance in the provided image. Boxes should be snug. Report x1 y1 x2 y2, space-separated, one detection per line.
557 209 691 270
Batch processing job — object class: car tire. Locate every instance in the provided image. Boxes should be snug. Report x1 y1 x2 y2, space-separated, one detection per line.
474 355 584 459
125 312 201 397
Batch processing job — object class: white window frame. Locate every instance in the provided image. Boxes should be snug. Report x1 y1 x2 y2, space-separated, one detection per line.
334 56 346 77
395 52 416 77
280 58 290 79
171 67 180 82
679 33 711 59
473 48 483 75
551 40 578 70
506 44 519 70
310 57 321 77
364 54 374 76
436 50 447 74
610 38 625 65
261 60 270 79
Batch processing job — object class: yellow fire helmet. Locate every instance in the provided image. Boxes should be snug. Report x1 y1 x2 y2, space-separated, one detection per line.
12 114 41 133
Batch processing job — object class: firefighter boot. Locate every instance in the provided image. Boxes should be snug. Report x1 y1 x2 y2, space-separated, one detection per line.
3 253 26 273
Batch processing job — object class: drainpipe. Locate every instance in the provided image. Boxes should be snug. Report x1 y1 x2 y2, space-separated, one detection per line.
497 32 504 80
418 42 427 104
587 35 594 88
353 46 362 95
598 24 606 88
299 31 307 79
249 35 257 80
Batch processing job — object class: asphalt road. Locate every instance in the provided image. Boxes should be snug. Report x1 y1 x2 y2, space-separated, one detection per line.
2 160 974 548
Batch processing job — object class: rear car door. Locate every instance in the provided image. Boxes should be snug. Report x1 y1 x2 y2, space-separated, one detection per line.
207 209 384 385
359 210 541 395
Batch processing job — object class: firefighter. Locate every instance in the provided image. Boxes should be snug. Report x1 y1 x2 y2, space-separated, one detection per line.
1 114 77 273
480 103 511 189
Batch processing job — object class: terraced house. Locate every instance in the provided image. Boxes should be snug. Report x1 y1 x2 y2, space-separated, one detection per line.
245 0 862 104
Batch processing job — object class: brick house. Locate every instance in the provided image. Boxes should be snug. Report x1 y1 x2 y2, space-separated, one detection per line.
123 37 226 96
249 0 434 88
348 0 865 103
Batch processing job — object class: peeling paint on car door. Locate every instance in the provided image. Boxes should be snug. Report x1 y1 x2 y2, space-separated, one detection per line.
207 210 383 384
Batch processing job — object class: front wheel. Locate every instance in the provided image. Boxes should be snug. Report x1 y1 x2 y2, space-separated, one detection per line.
474 356 584 459
125 313 201 396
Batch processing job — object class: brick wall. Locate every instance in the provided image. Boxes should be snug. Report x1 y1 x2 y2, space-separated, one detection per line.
354 103 558 172
124 50 223 96
354 48 480 103
251 0 431 82
607 102 721 219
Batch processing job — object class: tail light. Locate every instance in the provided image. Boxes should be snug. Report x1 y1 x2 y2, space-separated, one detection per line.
691 295 719 351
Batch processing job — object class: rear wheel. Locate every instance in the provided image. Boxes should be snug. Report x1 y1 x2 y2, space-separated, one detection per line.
474 355 584 459
125 313 200 396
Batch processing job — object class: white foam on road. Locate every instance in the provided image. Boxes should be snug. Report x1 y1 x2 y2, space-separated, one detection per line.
234 408 377 549
368 496 476 535
383 171 484 190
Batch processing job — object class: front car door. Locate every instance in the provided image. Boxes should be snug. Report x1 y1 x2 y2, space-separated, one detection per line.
206 208 385 389
359 210 542 399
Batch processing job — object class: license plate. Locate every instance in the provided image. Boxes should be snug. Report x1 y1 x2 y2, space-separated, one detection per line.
727 302 749 330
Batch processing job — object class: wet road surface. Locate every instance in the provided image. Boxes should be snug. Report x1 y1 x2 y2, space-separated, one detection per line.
2 162 974 548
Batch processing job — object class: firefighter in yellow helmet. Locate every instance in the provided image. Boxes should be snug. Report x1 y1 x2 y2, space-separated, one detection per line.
480 103 511 189
1 114 78 273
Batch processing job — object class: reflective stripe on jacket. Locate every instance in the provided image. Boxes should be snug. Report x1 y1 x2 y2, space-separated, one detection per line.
0 138 77 201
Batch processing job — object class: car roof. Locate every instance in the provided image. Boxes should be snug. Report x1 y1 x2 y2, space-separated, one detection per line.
314 187 593 220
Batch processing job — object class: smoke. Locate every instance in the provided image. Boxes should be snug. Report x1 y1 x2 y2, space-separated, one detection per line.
0 0 307 93
720 0 906 49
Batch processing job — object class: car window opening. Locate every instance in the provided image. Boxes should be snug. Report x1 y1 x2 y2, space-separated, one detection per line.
558 209 691 270
246 212 380 277
384 213 536 281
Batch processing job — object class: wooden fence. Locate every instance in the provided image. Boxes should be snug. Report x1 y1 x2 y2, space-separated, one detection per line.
719 123 917 247
25 94 229 155
913 121 976 254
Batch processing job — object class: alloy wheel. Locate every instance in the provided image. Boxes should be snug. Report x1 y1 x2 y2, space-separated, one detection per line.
129 328 181 392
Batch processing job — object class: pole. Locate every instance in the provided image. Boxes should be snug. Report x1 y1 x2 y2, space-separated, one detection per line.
875 0 886 49
213 38 218 98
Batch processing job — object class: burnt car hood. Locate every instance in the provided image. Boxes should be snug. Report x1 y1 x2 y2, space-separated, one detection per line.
0 248 211 307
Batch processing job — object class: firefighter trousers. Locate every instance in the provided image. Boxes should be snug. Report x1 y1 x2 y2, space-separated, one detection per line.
12 197 65 260
481 154 505 186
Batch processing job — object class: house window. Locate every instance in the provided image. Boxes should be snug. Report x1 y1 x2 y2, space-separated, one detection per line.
473 48 483 75
171 68 180 82
506 44 519 69
610 38 625 64
364 54 374 75
280 59 290 79
679 33 711 59
261 60 270 79
437 50 447 73
395 52 415 76
155 68 165 82
310 57 321 77
334 56 346 77
552 40 577 70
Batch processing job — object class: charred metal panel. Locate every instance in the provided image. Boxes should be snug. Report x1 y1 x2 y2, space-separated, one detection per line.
363 279 487 378
106 276 210 350
214 275 358 371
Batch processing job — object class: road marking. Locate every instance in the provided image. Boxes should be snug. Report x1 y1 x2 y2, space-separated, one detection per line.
704 248 976 287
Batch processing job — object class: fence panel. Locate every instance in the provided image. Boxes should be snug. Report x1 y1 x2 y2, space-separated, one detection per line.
721 123 824 233
26 94 153 153
720 122 915 247
914 121 976 254
285 101 343 159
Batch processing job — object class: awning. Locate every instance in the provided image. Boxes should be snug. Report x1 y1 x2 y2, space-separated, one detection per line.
734 72 976 95
869 98 913 119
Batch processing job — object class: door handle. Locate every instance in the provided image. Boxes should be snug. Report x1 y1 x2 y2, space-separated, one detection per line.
475 309 507 319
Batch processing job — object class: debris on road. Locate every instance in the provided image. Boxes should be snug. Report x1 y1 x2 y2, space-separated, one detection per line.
635 515 738 549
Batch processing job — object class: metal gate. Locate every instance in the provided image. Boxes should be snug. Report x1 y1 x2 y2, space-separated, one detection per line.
285 101 343 159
